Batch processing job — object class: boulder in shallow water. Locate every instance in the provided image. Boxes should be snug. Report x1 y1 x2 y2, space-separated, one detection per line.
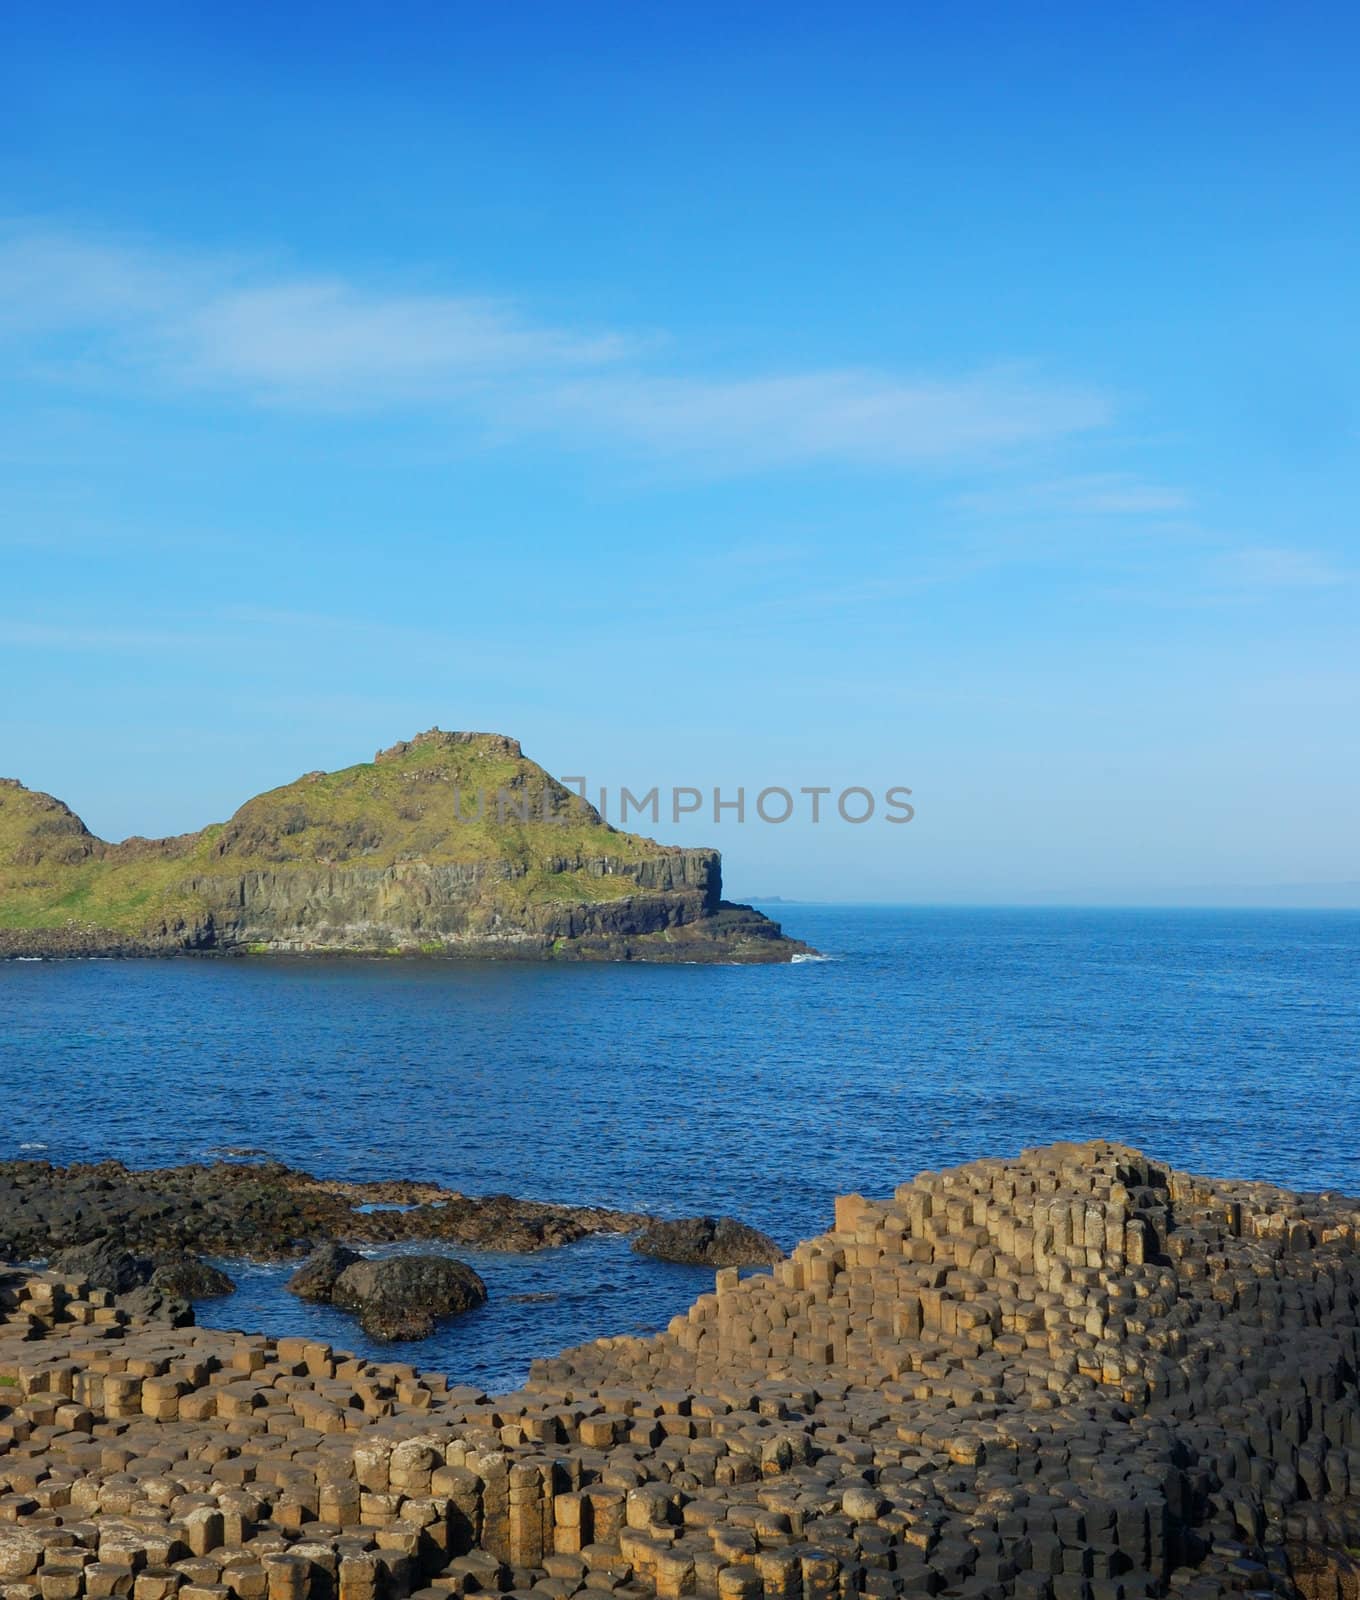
331 1254 488 1340
150 1255 236 1298
286 1242 361 1302
632 1215 783 1268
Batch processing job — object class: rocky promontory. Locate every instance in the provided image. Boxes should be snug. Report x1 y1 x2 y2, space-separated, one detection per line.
3 1141 1360 1599
0 731 809 962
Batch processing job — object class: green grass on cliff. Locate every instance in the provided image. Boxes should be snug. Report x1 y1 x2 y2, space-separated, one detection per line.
204 735 656 874
0 732 678 937
0 848 211 934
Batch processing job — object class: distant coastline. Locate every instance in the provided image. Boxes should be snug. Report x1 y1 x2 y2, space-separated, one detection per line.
0 729 812 964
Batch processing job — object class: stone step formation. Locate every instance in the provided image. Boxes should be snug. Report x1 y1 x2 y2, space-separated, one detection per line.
3 1141 1360 1600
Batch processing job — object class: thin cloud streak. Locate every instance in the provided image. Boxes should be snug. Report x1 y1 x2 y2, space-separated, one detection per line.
953 473 1192 518
1214 546 1350 589
181 280 632 401
0 225 1111 470
0 606 557 680
0 619 194 652
530 370 1108 469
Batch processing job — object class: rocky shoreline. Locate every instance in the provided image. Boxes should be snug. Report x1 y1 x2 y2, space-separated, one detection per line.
0 1157 651 1266
0 1158 792 1264
2 1142 1360 1599
0 903 807 966
0 1158 784 1342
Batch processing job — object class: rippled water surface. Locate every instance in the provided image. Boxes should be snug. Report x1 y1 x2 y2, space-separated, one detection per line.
3 906 1357 1390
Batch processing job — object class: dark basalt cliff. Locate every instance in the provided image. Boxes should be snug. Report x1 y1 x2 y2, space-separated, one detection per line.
0 730 810 962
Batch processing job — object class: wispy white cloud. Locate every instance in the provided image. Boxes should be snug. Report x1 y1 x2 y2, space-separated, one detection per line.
180 280 631 402
0 230 183 332
0 619 193 652
1076 542 1352 611
1213 545 1350 589
953 473 1191 518
0 224 1110 470
0 605 552 678
526 370 1107 470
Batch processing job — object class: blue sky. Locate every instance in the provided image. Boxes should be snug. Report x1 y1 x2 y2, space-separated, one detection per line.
2 3 1357 904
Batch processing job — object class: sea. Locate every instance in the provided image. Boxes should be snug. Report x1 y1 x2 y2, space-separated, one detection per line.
2 904 1357 1394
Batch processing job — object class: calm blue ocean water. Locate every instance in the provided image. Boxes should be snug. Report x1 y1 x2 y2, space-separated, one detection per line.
2 905 1357 1391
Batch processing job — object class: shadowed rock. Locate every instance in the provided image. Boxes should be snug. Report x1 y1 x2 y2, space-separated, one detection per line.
632 1214 783 1267
49 1240 148 1294
114 1283 193 1327
49 1240 233 1302
149 1255 235 1298
45 1241 217 1326
286 1242 362 1301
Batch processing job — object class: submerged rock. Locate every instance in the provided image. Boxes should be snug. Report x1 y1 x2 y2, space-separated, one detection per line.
632 1215 783 1267
330 1254 488 1341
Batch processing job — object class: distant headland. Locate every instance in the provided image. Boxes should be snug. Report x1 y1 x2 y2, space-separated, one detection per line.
0 729 810 962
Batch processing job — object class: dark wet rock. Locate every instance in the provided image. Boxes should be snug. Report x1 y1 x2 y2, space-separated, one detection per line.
115 1284 194 1327
49 1239 150 1293
286 1242 361 1302
331 1254 488 1341
149 1255 235 1298
0 1157 649 1263
2 1157 778 1296
632 1215 784 1267
43 1241 205 1321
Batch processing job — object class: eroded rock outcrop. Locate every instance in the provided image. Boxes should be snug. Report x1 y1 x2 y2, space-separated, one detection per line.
149 1255 236 1300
